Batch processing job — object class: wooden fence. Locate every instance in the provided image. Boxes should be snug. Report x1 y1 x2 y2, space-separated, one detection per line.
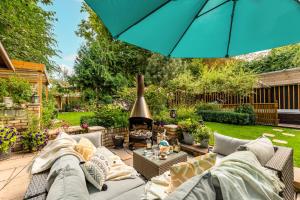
168 91 253 108
221 103 279 126
168 91 279 126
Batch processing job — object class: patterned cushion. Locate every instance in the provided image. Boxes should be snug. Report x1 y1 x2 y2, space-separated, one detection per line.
191 153 217 175
75 138 96 161
81 150 110 191
169 153 216 191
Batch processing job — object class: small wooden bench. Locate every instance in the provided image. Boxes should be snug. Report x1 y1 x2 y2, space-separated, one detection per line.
180 143 208 156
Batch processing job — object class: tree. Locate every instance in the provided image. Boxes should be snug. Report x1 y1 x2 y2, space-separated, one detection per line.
200 61 257 96
168 59 257 97
243 44 300 73
72 2 152 102
0 0 58 71
143 54 187 86
72 41 129 102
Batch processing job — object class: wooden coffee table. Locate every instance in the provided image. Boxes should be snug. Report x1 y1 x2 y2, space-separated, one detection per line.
133 148 187 180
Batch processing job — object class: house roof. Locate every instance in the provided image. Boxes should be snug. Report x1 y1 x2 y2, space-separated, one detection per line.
0 42 49 84
257 67 300 88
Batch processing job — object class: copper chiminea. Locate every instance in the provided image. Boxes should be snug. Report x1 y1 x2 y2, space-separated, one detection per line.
129 74 153 129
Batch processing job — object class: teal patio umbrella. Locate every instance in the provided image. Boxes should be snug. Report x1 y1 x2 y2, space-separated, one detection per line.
84 0 300 58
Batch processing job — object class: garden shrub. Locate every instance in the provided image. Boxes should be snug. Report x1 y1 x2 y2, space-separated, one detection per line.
198 110 251 125
176 106 200 122
21 115 48 152
153 109 176 125
153 106 201 125
80 104 129 128
41 98 57 129
80 115 99 127
234 104 256 125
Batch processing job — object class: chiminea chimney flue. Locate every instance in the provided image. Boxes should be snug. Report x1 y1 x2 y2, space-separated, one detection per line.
129 74 153 128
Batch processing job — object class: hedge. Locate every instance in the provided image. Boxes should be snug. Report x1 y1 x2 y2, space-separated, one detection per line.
80 116 100 126
198 110 252 125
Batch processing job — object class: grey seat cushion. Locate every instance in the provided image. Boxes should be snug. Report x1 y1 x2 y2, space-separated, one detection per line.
111 185 145 200
47 155 82 191
47 166 89 200
213 132 250 156
70 132 102 147
88 177 145 200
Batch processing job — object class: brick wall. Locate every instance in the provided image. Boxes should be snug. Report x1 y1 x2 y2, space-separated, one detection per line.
0 103 41 152
0 103 41 130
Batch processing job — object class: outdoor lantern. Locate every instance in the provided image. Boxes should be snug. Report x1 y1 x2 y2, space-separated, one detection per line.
169 109 177 119
31 94 39 104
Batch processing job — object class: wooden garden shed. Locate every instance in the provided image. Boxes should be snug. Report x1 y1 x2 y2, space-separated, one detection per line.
0 42 49 104
257 68 300 125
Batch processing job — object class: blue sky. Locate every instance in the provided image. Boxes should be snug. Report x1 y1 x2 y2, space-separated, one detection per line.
42 0 87 73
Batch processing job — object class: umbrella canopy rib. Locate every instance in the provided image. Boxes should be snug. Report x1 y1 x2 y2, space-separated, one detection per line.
115 0 172 39
226 0 237 57
168 0 210 57
196 0 230 19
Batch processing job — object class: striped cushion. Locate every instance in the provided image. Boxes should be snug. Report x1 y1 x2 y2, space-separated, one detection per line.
80 150 109 191
169 153 216 191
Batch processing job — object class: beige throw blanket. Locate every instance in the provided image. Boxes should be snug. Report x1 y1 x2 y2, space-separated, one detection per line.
106 155 139 181
31 133 84 174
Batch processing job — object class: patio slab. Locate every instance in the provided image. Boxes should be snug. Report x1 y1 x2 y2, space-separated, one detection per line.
0 152 35 200
272 139 288 144
273 128 284 132
282 133 295 137
262 133 275 138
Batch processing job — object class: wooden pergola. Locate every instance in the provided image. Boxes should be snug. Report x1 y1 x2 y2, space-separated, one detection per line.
0 42 49 105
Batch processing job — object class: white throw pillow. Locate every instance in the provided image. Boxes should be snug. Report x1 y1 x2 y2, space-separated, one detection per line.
242 137 274 165
213 132 250 156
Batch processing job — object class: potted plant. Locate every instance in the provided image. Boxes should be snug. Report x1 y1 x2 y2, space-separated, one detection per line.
193 126 211 148
0 126 18 160
81 122 89 133
177 118 199 145
21 130 48 152
21 115 48 152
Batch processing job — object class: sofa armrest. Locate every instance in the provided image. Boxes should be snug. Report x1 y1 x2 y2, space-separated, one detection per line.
265 146 294 200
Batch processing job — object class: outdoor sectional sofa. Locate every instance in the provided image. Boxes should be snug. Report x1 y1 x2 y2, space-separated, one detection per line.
24 132 294 200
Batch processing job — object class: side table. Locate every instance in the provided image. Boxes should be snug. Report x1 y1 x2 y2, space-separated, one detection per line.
133 148 187 180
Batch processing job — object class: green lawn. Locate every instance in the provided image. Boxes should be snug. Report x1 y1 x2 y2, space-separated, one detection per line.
57 112 94 126
206 122 300 167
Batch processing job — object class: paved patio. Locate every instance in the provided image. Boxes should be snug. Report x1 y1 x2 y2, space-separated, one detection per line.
0 152 37 200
